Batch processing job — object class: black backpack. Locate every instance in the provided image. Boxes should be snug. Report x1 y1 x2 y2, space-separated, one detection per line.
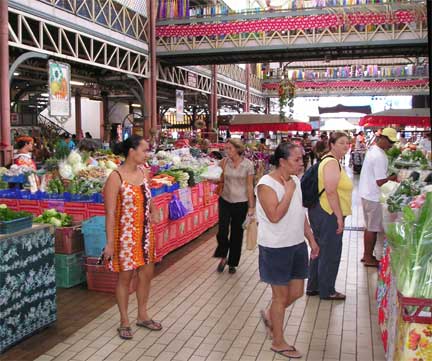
301 155 341 208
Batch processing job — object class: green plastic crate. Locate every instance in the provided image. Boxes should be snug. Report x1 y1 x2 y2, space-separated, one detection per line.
55 253 86 288
0 216 32 234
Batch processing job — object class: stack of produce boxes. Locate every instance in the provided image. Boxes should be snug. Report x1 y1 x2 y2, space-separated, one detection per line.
54 225 86 288
82 216 137 293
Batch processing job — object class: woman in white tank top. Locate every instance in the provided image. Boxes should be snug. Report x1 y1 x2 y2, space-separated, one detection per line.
256 142 319 359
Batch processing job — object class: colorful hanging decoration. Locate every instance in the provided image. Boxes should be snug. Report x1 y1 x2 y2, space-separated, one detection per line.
278 78 295 121
156 10 420 37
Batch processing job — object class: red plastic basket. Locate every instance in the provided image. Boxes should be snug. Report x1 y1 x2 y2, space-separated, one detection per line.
398 292 432 324
153 223 169 253
87 203 105 218
64 202 90 222
40 200 65 213
16 200 42 215
0 199 19 211
152 194 171 224
191 185 204 209
85 257 137 294
55 225 84 254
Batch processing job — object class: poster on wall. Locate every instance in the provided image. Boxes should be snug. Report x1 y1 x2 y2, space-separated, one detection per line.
48 60 71 117
176 89 184 122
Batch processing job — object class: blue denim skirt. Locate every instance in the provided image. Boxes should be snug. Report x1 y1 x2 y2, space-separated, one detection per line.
259 242 309 286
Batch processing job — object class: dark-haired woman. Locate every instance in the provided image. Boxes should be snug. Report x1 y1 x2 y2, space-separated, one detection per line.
14 136 37 170
307 132 353 300
257 143 319 359
104 135 161 340
214 138 255 274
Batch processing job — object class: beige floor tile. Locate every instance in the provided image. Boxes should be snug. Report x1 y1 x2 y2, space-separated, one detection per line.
173 347 195 361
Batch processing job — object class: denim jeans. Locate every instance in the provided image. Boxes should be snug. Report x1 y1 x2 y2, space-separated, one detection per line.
307 203 344 298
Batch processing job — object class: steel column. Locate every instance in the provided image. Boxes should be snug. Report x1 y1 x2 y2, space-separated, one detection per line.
0 0 11 166
150 0 157 129
244 64 250 113
75 91 82 139
210 65 218 129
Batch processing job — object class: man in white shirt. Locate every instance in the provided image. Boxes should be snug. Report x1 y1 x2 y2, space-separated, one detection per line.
359 128 398 267
419 133 431 153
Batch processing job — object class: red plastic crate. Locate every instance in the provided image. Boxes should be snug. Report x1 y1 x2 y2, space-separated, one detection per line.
16 199 42 215
191 185 204 210
55 225 84 254
87 203 105 218
398 292 432 324
152 194 171 224
209 202 218 219
168 218 187 243
0 199 19 211
85 257 137 294
40 200 65 213
153 223 169 253
64 202 90 222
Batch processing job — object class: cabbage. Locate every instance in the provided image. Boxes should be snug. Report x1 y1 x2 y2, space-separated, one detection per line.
45 209 58 217
59 162 73 180
49 217 62 227
67 151 82 165
72 162 85 176
0 204 7 209
106 160 117 170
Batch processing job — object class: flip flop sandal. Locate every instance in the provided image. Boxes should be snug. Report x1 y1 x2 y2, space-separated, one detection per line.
136 319 162 331
117 326 133 340
260 310 273 339
271 346 302 359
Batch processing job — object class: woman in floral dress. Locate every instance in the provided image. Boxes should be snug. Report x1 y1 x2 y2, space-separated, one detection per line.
104 135 161 340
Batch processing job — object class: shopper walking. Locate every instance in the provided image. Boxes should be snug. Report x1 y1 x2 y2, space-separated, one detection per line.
215 139 255 274
104 135 161 340
257 142 319 359
359 128 397 267
307 132 353 300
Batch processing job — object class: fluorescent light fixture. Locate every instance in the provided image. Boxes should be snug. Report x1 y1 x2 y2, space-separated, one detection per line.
70 80 85 86
41 93 49 97
132 103 142 107
13 72 20 76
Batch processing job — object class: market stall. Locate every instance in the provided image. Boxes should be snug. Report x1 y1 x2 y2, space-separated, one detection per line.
0 222 56 353
377 151 432 360
228 113 312 133
359 108 430 128
0 147 220 293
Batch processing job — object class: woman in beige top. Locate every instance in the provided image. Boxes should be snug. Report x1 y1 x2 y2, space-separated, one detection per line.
215 139 255 274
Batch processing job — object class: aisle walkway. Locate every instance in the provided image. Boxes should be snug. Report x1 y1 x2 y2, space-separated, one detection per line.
34 182 386 361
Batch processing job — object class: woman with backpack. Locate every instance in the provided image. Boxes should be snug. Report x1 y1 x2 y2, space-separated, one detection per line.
256 142 319 359
306 132 353 300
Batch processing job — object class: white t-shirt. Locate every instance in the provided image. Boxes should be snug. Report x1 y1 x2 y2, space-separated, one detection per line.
419 138 431 152
255 174 305 248
359 145 388 202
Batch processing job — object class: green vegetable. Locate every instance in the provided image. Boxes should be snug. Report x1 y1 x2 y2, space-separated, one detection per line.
0 207 32 221
386 146 401 160
387 192 432 298
34 209 72 227
47 179 65 194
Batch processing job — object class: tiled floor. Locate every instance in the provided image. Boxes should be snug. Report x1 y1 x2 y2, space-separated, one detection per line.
30 177 386 361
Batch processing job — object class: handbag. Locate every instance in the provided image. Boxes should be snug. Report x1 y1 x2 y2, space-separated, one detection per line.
246 218 257 250
215 159 227 196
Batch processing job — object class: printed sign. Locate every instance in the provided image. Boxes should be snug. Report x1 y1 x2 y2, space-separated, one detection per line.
48 60 71 117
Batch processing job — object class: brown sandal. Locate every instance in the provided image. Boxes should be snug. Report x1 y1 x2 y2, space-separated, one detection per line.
117 326 133 340
136 319 162 331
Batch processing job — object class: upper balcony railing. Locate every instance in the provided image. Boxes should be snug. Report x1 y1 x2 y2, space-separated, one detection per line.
263 63 429 82
157 0 422 22
39 0 148 42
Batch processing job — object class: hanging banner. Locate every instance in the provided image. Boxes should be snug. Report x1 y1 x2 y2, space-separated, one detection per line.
176 89 184 122
48 60 71 117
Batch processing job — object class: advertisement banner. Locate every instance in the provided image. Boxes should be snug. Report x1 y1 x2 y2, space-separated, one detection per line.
176 89 184 122
48 60 71 117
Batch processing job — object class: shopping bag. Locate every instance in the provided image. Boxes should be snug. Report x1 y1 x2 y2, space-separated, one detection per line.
168 195 188 220
246 218 257 251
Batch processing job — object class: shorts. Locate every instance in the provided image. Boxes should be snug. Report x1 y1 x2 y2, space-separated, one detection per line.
258 242 308 286
361 198 383 233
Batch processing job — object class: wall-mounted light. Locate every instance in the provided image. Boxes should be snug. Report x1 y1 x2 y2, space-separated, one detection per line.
41 93 49 97
70 80 85 86
132 103 142 107
13 72 20 76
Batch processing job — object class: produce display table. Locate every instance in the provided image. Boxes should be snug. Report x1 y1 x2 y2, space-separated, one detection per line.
377 240 432 361
0 181 219 263
0 225 57 353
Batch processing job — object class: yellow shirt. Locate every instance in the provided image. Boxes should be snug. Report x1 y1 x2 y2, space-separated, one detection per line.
318 157 353 216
